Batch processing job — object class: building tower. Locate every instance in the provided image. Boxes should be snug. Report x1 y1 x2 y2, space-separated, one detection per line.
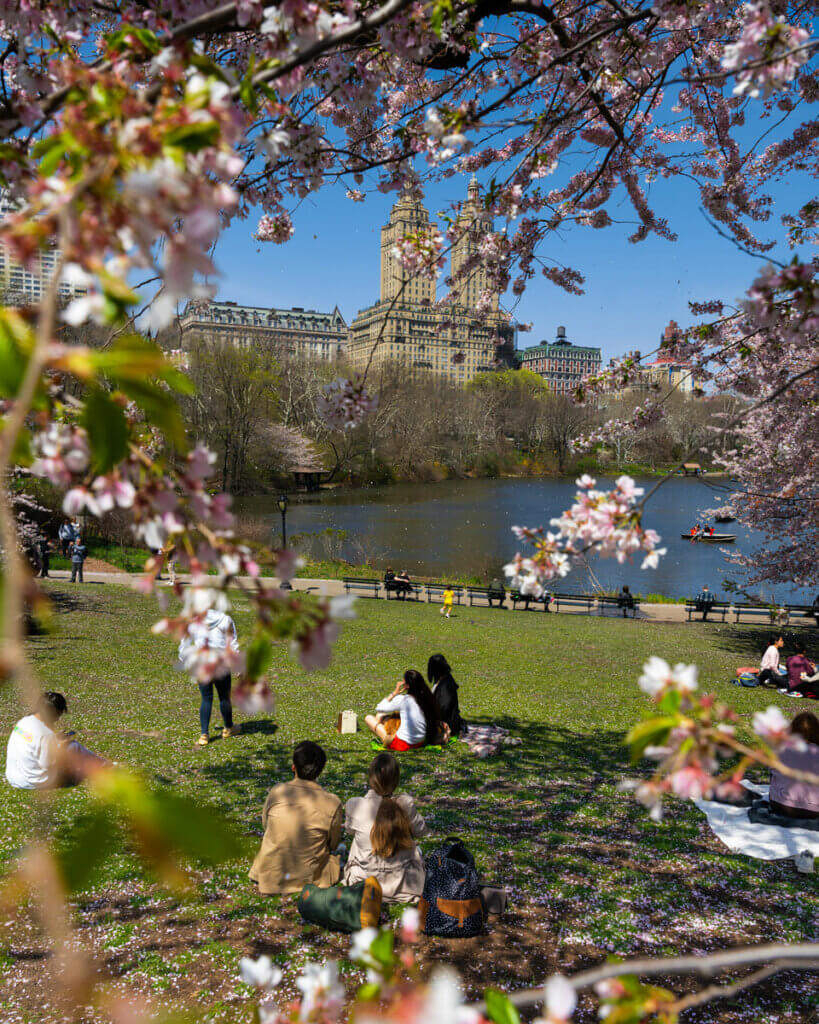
449 177 497 310
379 193 437 305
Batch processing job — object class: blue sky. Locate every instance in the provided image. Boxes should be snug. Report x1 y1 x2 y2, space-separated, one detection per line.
210 142 803 366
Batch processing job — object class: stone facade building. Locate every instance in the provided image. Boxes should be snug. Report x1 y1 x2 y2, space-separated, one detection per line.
518 326 602 395
178 300 347 361
347 181 514 384
608 322 697 397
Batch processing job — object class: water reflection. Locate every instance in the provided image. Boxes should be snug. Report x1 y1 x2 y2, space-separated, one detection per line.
236 477 813 603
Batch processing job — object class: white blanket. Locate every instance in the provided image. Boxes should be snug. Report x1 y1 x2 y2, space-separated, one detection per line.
694 782 819 861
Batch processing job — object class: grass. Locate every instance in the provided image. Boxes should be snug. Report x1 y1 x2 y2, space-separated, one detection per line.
2 583 818 1022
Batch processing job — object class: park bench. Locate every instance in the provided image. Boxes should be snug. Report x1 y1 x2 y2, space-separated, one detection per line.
343 577 381 599
384 581 422 601
733 603 776 626
685 600 730 623
597 595 641 618
786 604 819 628
510 590 552 611
551 592 595 614
466 586 506 607
425 583 464 605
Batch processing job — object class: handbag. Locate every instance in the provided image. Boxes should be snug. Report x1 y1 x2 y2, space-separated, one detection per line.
297 876 382 933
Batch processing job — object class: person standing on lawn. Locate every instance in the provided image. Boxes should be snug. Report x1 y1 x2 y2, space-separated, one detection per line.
178 608 241 745
38 535 50 578
70 536 87 582
440 585 454 619
58 520 74 557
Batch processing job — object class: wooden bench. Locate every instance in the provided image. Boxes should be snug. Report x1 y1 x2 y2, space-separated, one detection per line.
786 604 819 628
510 590 552 611
343 577 381 599
552 592 595 614
598 595 641 618
425 584 464 605
685 600 730 622
466 586 506 607
384 580 422 601
733 603 775 625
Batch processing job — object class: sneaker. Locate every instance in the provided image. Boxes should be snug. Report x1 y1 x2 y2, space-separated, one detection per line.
222 725 240 738
778 688 789 694
197 733 209 745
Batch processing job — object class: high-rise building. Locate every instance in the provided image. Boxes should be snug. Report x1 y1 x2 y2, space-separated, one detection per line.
449 177 496 311
348 179 514 384
178 300 347 361
518 326 602 395
0 191 87 305
380 193 437 306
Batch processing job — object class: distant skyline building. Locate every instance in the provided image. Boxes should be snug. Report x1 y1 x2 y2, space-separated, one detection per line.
518 326 602 395
178 300 348 360
0 191 87 305
608 320 697 397
348 180 514 384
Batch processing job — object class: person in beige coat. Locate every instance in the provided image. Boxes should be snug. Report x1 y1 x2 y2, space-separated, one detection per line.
250 741 342 895
343 753 427 903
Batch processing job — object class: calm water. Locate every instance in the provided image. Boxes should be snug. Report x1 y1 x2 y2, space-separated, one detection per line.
236 477 814 604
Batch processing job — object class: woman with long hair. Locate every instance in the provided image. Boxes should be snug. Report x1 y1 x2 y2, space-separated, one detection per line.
365 669 440 750
344 753 426 902
428 653 464 738
769 711 819 819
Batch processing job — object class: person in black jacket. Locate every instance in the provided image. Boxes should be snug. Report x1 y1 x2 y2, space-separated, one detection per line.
428 654 465 738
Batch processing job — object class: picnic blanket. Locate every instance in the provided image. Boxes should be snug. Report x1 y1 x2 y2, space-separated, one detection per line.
694 782 819 861
460 724 522 759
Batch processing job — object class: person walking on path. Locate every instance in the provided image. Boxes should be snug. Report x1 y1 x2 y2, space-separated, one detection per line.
178 608 241 746
58 520 75 557
440 585 454 619
38 536 50 578
70 537 87 582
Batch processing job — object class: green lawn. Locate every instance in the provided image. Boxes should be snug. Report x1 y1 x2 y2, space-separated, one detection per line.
2 584 818 1022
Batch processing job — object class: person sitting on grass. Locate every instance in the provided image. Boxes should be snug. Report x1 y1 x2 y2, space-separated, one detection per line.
249 740 342 895
759 635 788 688
365 670 441 750
428 653 465 738
768 712 819 820
6 691 106 790
344 753 427 903
786 643 817 696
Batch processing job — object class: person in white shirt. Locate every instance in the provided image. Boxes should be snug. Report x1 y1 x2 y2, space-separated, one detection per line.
365 670 440 750
759 635 787 688
178 608 241 746
6 692 104 789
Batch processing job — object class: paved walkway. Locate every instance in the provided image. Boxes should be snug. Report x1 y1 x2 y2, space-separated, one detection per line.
42 570 693 623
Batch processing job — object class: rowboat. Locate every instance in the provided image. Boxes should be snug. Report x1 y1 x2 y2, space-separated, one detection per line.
681 533 736 543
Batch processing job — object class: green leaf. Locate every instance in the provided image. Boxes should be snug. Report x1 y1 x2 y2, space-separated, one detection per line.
164 121 220 153
246 633 273 680
625 717 674 764
82 387 129 474
355 982 381 1003
485 989 521 1024
116 378 188 450
56 808 120 894
368 928 395 967
0 311 32 398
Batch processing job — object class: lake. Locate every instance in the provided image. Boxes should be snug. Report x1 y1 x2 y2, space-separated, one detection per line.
236 476 815 604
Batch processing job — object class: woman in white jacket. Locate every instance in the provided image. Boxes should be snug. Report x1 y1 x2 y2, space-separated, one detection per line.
343 753 427 903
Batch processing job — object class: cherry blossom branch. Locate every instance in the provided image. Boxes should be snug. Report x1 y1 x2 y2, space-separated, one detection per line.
470 942 819 1012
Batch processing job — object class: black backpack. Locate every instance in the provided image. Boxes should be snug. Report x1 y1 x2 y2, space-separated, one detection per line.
419 838 485 938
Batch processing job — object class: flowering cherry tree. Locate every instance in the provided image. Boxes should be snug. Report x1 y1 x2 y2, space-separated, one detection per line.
0 0 817 1021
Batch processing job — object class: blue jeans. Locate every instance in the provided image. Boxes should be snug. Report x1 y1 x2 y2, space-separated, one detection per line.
199 674 233 733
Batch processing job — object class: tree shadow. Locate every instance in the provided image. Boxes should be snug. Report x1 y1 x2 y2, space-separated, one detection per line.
240 720 279 736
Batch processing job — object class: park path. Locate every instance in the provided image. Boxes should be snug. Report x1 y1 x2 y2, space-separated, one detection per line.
41 569 693 623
